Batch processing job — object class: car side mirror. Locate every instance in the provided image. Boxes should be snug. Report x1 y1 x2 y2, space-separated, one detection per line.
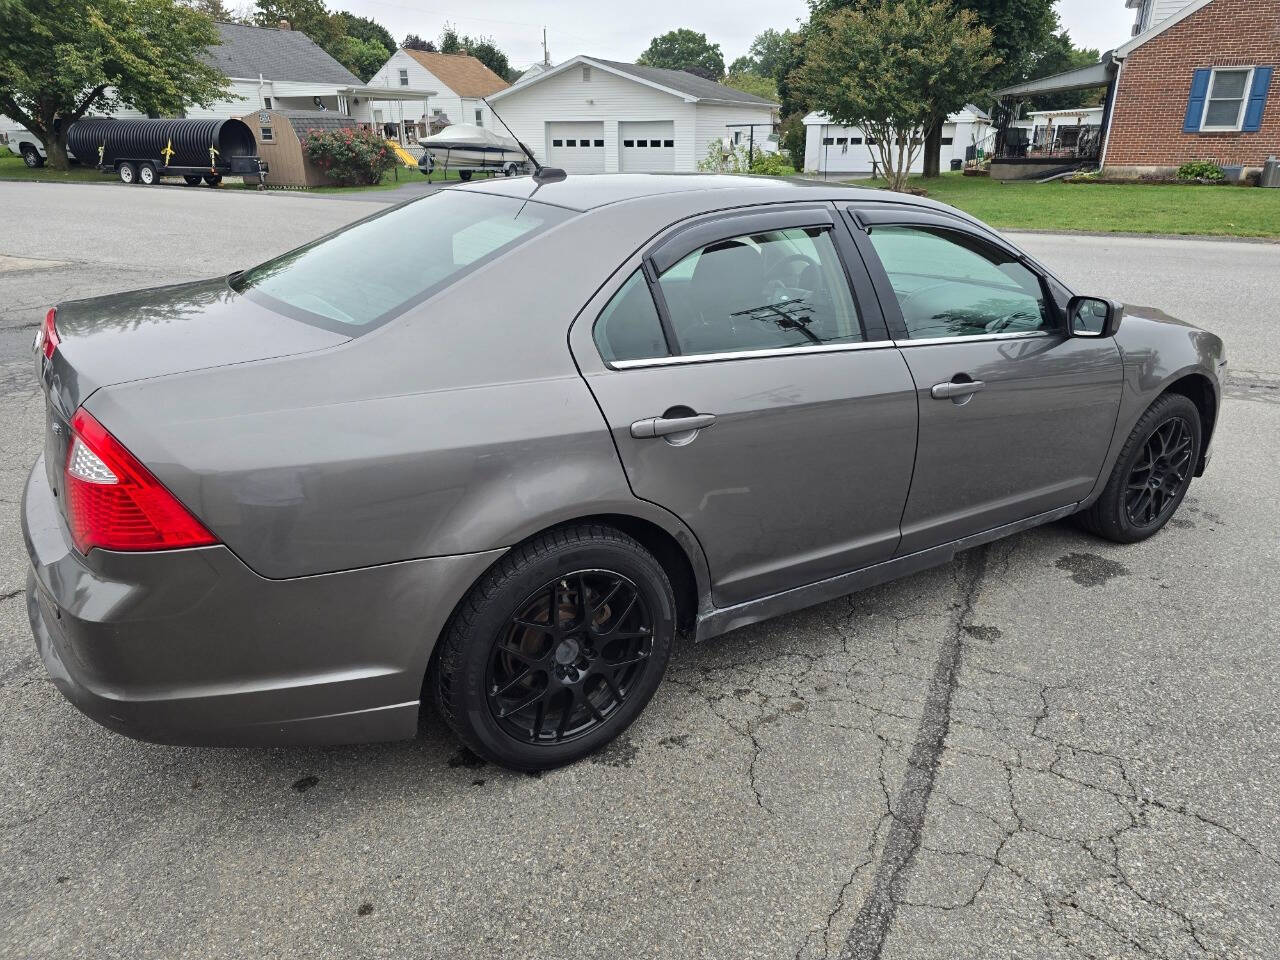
1067 296 1123 338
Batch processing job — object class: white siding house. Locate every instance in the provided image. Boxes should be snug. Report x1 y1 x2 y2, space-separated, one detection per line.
802 106 993 176
2 22 436 154
367 49 509 142
486 56 778 173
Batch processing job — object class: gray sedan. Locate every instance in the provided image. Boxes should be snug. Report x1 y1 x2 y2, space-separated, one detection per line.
22 174 1226 770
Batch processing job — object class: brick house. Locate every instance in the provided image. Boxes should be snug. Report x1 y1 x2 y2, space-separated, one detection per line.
992 0 1276 180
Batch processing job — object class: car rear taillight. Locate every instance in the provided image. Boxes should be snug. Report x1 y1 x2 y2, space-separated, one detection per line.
63 408 218 553
36 307 59 359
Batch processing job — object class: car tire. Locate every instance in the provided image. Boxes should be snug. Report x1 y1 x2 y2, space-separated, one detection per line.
138 162 157 185
118 162 137 184
203 173 222 186
183 175 203 186
1078 392 1201 543
20 144 44 168
458 169 472 181
432 523 676 771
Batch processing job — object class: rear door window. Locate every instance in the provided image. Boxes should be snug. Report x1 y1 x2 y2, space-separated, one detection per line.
232 191 571 332
656 226 863 356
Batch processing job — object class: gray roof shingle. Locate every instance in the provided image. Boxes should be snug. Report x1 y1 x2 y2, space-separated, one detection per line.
204 22 362 86
589 58 778 106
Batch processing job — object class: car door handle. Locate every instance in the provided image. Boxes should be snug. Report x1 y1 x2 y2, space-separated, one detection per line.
930 380 985 400
631 413 717 439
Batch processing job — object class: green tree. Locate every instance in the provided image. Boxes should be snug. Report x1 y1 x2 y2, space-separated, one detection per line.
809 0 1052 175
1023 30 1102 111
253 0 342 49
723 73 778 102
0 0 231 169
403 34 436 53
791 0 998 190
438 23 512 81
637 29 725 81
336 11 394 58
744 28 795 80
182 0 241 20
329 33 391 82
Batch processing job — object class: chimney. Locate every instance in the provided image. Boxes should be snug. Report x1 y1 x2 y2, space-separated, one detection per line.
278 18 290 30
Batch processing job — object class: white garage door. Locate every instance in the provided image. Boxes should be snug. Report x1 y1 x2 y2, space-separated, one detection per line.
620 121 675 172
547 122 604 173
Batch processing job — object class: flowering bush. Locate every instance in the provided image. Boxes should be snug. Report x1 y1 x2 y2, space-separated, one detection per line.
301 127 397 186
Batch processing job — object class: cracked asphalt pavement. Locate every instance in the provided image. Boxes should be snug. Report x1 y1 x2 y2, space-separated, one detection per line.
1 181 1277 959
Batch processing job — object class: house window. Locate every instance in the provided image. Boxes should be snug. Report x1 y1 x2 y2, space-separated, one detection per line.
475 108 483 126
636 139 648 147
582 65 592 82
553 139 564 147
649 140 661 148
260 126 273 142
398 69 409 86
594 139 604 147
623 139 635 147
1202 67 1252 130
663 139 673 147
866 137 878 145
836 137 847 145
822 137 834 145
850 137 863 145
262 96 272 109
565 139 576 146
941 137 953 145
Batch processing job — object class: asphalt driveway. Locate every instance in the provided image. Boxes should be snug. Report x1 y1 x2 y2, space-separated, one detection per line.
0 181 1277 960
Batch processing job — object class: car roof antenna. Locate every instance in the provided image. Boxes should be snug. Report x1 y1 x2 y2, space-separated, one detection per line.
483 97 566 184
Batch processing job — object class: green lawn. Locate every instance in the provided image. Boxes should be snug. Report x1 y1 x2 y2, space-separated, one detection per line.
0 152 106 183
847 171 1280 238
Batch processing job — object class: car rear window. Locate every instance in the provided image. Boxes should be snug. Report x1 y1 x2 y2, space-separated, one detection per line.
231 190 572 331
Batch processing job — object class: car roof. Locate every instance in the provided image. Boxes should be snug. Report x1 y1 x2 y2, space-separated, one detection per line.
454 172 944 215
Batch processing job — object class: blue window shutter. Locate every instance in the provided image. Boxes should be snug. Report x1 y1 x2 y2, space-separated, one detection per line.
1184 68 1212 132
1242 66 1273 132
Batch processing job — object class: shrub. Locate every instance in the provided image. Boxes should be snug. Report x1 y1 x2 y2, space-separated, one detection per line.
1177 160 1224 182
698 140 794 176
302 127 397 186
750 150 793 176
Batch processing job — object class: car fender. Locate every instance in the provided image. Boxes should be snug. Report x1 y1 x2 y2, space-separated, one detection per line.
1078 308 1225 507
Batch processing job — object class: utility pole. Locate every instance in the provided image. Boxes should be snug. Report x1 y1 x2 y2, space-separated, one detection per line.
542 27 549 66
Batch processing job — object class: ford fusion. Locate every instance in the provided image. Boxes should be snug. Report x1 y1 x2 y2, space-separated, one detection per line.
23 174 1226 770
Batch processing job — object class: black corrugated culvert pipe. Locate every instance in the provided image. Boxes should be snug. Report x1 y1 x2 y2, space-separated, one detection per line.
67 117 257 171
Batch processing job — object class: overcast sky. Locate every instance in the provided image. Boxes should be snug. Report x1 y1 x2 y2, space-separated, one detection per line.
332 0 1135 69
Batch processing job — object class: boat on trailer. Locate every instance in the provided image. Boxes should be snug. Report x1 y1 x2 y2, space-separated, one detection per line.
417 124 529 180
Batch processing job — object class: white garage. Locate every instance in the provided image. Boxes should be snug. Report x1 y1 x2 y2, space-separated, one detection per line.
547 121 604 173
620 121 675 172
487 56 778 174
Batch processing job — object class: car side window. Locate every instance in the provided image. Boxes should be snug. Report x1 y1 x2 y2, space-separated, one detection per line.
594 270 668 363
866 225 1050 339
656 226 863 356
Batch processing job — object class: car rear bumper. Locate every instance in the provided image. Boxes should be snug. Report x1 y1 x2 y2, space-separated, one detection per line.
22 455 503 746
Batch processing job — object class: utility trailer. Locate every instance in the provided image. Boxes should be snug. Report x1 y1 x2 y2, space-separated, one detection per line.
66 117 268 188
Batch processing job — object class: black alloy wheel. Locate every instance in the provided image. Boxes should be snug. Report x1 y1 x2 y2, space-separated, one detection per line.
1078 392 1202 543
487 570 654 744
1124 416 1193 527
432 523 676 770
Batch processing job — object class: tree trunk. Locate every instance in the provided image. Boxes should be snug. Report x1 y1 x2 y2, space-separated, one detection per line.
45 136 70 171
922 121 942 178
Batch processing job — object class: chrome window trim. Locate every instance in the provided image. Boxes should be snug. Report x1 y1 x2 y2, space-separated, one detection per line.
608 339 893 370
893 330 1052 348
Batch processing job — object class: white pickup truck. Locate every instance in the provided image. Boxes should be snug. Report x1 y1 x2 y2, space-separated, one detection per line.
0 126 77 167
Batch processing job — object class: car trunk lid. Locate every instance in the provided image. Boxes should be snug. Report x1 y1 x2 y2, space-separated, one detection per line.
38 276 348 516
